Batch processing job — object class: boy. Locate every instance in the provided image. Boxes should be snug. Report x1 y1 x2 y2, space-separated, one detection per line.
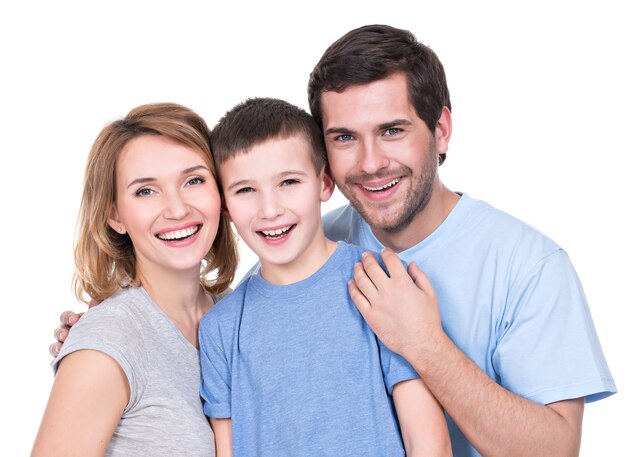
198 97 451 456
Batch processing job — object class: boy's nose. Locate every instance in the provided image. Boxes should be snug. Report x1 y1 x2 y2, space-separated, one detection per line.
258 193 285 220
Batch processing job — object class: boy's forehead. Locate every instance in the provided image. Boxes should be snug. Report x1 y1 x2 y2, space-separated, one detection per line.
219 134 318 180
230 135 315 165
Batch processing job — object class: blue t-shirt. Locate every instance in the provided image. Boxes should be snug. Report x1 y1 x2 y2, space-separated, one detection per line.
199 242 416 457
324 193 617 457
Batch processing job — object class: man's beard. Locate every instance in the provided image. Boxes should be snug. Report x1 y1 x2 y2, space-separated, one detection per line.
340 143 438 234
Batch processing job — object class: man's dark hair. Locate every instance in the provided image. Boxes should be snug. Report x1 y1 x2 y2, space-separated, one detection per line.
308 24 451 165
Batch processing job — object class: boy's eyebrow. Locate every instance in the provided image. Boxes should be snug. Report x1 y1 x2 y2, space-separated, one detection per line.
126 165 210 189
225 170 308 191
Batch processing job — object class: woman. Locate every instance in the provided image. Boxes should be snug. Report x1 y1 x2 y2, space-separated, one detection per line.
31 103 237 456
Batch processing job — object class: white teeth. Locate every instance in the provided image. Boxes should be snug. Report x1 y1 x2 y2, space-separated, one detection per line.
157 225 199 241
363 178 400 192
260 226 291 237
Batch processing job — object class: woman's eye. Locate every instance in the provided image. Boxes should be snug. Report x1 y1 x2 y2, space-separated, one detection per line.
136 188 154 197
236 187 254 194
187 176 206 186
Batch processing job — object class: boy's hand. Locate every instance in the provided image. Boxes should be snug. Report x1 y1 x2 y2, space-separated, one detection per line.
49 300 100 357
349 248 445 359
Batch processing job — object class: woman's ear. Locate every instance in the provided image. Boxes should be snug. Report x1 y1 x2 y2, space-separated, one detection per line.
107 206 126 234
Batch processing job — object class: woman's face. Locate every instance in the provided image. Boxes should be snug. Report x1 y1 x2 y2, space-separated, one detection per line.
108 134 221 280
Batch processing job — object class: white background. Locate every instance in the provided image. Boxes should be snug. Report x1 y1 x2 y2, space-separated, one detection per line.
1 1 623 455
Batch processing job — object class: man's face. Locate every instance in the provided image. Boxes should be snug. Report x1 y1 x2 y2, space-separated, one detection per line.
320 72 447 235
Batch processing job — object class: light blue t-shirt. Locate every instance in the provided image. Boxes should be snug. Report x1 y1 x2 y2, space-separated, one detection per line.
324 193 617 457
199 242 416 457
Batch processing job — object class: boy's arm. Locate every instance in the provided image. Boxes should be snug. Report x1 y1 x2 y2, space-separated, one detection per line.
210 418 233 457
393 379 451 457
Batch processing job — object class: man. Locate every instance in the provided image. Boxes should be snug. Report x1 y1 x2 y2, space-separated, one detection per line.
309 24 615 456
54 24 615 456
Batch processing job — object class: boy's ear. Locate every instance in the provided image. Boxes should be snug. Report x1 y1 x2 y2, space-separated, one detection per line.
319 166 335 203
107 206 126 234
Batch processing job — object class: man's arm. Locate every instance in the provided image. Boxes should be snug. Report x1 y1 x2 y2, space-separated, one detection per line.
393 378 451 457
349 249 583 457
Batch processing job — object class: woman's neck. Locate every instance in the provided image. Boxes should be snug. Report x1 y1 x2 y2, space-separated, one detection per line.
137 268 212 348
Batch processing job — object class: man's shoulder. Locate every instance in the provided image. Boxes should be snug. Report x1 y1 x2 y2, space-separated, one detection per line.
323 204 361 242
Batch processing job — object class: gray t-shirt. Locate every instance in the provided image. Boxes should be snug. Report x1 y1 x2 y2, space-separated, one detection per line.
53 286 215 457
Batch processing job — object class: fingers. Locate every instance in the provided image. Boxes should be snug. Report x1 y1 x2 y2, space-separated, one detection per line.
49 342 62 358
408 262 436 297
353 260 379 298
54 326 69 343
348 279 372 316
360 251 392 284
380 248 408 277
60 311 83 327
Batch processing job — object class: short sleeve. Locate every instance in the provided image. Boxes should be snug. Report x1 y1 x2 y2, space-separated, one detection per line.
52 305 146 412
494 250 616 404
198 313 233 418
378 339 420 395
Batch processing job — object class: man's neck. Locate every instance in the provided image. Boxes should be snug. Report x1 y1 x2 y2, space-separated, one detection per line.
372 185 460 252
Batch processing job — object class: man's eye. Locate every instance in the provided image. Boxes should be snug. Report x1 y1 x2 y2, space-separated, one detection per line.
336 134 354 141
385 128 402 136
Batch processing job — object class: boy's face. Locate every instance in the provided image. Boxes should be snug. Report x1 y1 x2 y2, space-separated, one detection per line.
219 134 334 283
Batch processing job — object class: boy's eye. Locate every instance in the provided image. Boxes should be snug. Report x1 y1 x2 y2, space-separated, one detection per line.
281 179 299 186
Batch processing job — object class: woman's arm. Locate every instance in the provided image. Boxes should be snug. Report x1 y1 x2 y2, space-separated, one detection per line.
210 418 233 457
393 378 452 457
31 349 129 457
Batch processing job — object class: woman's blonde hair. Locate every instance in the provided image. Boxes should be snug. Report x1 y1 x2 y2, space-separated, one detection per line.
73 103 238 303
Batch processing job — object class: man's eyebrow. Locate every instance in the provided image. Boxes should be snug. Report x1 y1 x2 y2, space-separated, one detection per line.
126 165 210 189
324 119 413 136
378 119 412 130
324 126 356 136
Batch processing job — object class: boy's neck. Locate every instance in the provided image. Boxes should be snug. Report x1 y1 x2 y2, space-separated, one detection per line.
259 236 338 286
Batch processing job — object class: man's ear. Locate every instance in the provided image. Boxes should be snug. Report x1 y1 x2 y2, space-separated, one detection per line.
435 106 452 156
107 206 126 234
319 165 335 203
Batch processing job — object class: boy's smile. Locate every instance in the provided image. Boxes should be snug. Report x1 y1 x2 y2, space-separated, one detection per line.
219 134 336 285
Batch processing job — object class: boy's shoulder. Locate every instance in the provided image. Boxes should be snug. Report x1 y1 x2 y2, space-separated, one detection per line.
202 277 253 324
